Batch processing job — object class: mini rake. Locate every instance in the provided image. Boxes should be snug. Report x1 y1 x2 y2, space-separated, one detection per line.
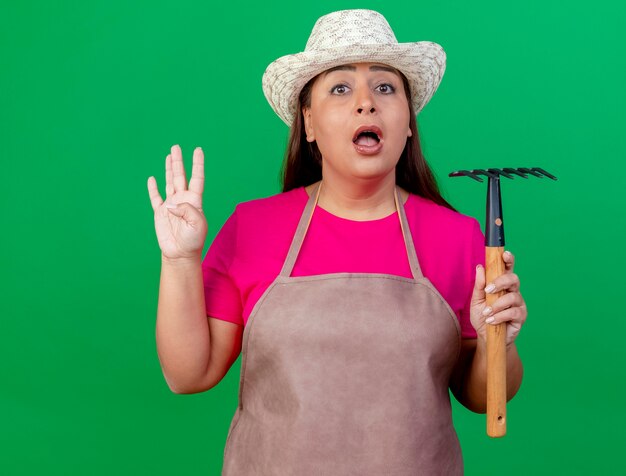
449 167 557 437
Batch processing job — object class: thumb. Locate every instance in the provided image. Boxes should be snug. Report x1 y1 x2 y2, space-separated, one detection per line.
166 202 203 224
472 264 486 304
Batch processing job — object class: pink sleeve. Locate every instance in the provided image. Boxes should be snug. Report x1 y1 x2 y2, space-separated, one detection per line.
460 219 485 339
201 209 244 326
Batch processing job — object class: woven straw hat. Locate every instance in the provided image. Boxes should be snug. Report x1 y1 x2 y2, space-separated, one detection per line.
262 9 446 126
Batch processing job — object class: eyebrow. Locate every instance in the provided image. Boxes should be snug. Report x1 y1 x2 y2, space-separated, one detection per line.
323 64 399 75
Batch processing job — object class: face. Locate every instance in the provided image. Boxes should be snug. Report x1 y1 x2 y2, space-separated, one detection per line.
302 62 412 182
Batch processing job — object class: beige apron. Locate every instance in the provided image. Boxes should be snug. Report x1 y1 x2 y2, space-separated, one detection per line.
222 181 463 475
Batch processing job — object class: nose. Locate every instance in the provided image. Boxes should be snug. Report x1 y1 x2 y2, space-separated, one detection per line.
357 104 376 114
355 87 376 115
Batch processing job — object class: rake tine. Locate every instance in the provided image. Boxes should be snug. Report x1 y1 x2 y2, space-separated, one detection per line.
518 167 543 178
502 168 528 178
474 169 501 179
488 168 515 179
532 168 557 180
449 170 484 182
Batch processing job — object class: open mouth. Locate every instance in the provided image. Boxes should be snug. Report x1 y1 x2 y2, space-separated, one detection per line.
352 126 383 146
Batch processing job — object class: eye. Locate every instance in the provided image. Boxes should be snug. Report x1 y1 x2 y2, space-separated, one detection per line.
330 84 350 95
376 83 396 94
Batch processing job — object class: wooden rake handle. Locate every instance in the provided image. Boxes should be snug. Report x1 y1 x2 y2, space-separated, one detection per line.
485 246 507 437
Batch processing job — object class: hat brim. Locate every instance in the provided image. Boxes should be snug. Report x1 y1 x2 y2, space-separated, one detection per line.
262 41 446 126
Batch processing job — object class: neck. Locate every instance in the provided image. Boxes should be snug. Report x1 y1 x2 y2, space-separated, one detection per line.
316 174 398 221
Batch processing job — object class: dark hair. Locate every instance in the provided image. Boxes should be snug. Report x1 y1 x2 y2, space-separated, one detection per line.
279 71 456 212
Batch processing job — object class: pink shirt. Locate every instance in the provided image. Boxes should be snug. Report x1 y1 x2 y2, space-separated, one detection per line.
202 186 485 338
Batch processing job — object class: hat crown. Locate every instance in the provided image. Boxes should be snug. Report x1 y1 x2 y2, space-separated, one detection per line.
262 9 446 126
305 10 399 51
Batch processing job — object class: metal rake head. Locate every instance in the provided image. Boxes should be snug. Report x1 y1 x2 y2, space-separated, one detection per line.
448 167 557 182
447 167 557 248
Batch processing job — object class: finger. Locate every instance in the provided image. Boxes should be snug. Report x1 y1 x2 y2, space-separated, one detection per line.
502 250 515 272
165 154 175 198
188 147 205 195
471 264 487 305
484 304 527 326
166 201 203 225
486 291 525 315
506 321 523 346
171 144 188 193
485 272 520 294
147 176 163 212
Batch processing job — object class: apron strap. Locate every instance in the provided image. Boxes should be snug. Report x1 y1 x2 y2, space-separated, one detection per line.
279 181 322 277
394 184 424 280
280 181 424 280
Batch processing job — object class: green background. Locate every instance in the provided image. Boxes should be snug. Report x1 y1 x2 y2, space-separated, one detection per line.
1 0 625 474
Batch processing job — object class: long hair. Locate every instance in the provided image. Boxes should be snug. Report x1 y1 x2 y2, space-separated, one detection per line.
279 72 456 212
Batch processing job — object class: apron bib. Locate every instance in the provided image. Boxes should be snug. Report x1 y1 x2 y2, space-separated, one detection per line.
222 181 463 475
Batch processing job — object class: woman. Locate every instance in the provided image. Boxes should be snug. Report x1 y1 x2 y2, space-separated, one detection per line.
147 9 526 475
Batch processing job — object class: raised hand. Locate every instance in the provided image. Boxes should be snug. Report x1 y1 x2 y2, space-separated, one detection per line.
147 144 207 261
